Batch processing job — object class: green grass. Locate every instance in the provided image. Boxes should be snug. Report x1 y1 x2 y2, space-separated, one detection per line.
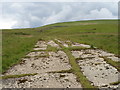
47 69 73 73
31 49 46 52
110 81 120 85
67 46 89 51
2 29 41 73
46 45 60 52
2 19 118 73
1 73 37 79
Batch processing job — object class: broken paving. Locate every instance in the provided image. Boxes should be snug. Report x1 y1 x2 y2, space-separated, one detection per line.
1 40 119 88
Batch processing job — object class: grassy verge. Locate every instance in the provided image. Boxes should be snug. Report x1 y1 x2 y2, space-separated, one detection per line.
55 40 97 88
1 73 37 79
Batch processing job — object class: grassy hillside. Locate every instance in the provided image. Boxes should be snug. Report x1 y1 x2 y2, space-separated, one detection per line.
2 19 118 73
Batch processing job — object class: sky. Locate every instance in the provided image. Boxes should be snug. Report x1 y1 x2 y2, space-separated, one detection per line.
0 1 118 29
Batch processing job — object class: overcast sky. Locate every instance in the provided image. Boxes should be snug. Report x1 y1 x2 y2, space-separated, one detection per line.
0 2 118 29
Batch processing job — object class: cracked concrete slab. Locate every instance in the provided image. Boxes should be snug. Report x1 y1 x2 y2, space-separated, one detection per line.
34 41 47 50
2 73 82 88
72 49 119 62
72 42 91 48
2 40 119 89
55 39 69 47
27 51 47 57
71 50 119 88
5 51 71 75
47 40 60 48
78 58 119 88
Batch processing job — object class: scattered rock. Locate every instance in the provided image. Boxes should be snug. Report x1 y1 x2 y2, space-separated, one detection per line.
55 39 69 47
77 57 119 88
34 41 47 50
2 73 82 88
72 42 91 48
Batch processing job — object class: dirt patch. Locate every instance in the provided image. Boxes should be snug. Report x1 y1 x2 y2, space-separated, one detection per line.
80 23 97 25
19 35 33 37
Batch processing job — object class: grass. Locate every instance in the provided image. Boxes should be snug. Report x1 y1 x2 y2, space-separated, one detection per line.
2 29 41 73
46 45 60 52
75 57 84 61
47 69 73 73
1 73 37 79
34 54 49 58
31 49 46 52
23 56 31 58
2 19 118 74
110 81 120 85
67 46 89 51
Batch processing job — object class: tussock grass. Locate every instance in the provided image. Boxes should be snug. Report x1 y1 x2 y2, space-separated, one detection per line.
67 46 89 51
23 56 31 58
75 57 84 61
1 73 37 79
31 49 46 52
46 45 60 52
47 69 73 73
110 81 120 85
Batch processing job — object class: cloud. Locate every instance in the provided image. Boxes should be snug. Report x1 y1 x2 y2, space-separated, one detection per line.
0 18 17 29
44 5 72 25
0 2 118 29
1 0 119 2
85 8 117 19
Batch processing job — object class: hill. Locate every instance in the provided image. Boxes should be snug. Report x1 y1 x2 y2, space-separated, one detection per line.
1 19 119 88
2 20 118 73
2 20 118 72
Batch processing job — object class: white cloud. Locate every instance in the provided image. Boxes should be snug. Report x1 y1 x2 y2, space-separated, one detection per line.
0 0 119 2
44 5 72 25
0 2 118 29
12 20 30 29
86 8 117 19
0 18 17 29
